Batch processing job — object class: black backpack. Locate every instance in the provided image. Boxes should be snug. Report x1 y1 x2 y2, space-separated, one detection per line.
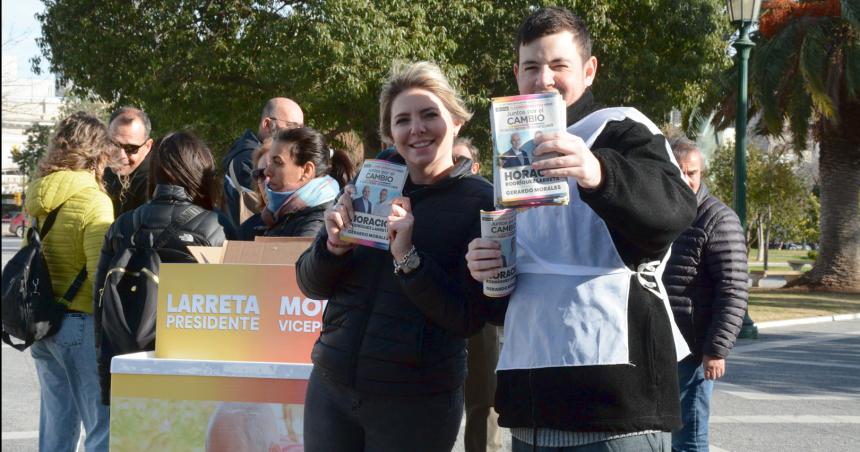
97 206 205 355
1 204 88 351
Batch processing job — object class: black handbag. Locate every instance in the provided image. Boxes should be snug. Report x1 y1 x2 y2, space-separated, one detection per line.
1 204 87 351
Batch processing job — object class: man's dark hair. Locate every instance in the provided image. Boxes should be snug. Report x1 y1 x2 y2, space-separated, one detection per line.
453 136 479 161
260 98 279 121
109 106 152 138
149 132 218 210
515 7 592 61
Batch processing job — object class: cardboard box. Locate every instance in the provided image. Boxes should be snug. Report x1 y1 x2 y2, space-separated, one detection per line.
188 237 314 265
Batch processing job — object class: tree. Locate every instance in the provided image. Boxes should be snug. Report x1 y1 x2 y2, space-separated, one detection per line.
33 0 730 167
59 93 112 123
713 0 859 291
708 141 812 267
11 123 54 178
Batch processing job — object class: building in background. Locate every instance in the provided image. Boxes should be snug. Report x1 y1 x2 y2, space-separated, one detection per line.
1 55 61 215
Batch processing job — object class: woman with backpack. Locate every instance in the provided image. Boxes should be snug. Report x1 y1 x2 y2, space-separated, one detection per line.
257 127 354 237
23 111 115 451
93 132 231 405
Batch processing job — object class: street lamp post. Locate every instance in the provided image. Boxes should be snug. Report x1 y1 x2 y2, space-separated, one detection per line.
727 0 762 339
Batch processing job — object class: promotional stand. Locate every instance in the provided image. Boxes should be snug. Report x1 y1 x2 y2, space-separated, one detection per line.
110 239 318 451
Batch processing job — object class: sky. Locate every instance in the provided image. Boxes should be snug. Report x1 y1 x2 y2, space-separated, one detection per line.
2 0 52 80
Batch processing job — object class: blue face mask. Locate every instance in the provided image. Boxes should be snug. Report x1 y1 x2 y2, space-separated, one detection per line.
265 184 295 212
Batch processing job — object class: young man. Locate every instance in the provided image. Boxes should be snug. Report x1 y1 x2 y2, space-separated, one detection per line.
466 7 697 451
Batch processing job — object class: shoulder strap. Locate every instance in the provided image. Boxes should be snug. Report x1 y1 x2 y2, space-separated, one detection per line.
229 160 255 194
39 202 66 238
58 267 88 305
153 206 207 249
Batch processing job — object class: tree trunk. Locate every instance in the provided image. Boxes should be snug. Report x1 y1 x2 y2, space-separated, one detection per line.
789 101 860 292
764 206 771 271
756 217 765 261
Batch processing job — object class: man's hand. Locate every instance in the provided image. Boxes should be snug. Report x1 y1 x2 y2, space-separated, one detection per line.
703 355 726 380
531 131 603 189
323 185 357 255
465 238 503 282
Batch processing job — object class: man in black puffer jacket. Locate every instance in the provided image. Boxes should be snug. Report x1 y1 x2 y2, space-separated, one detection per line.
663 137 748 452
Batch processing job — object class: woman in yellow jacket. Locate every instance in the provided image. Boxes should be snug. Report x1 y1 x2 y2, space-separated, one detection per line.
24 112 115 452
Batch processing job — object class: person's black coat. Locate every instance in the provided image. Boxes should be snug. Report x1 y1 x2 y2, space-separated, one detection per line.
93 184 229 404
264 202 330 238
663 183 748 361
104 153 152 217
221 129 261 229
296 158 504 396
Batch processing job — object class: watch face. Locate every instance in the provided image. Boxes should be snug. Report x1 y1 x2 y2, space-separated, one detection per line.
403 253 421 272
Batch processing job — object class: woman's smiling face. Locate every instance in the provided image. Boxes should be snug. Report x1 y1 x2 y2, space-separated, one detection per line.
390 88 462 183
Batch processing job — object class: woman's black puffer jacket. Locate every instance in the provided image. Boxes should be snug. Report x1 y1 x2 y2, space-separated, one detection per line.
663 183 748 361
93 184 229 404
296 158 505 396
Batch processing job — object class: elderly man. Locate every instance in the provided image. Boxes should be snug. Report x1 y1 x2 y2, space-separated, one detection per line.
104 107 154 216
453 136 481 175
222 97 304 228
453 136 502 452
663 136 748 452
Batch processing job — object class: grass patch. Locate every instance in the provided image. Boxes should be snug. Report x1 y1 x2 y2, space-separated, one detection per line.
748 248 809 261
747 290 860 322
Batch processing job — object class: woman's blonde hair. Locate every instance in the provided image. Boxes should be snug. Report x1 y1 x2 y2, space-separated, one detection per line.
37 111 113 186
379 61 473 145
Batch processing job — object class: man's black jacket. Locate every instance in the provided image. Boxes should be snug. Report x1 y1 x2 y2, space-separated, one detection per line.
663 183 748 362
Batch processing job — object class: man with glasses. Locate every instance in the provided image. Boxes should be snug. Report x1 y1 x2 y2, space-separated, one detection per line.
105 107 154 216
222 97 304 229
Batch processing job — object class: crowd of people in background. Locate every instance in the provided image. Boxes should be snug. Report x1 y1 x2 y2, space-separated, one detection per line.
19 6 747 452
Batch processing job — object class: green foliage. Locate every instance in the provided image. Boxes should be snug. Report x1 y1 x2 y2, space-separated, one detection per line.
33 0 730 165
713 0 860 149
708 142 815 244
59 93 112 123
11 123 54 178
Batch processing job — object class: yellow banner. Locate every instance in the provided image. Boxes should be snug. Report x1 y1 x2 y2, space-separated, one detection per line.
156 263 324 363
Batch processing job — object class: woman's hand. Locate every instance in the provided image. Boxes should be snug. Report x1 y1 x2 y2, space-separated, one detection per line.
388 197 414 262
324 185 357 255
465 238 502 282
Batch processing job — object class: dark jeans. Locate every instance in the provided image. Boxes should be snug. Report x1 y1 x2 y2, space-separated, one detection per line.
304 368 464 452
512 432 671 452
672 358 713 452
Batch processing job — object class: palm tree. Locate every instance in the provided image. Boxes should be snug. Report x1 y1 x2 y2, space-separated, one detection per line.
717 0 859 291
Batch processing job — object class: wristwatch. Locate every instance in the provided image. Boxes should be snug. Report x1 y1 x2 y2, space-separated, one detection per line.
393 246 421 275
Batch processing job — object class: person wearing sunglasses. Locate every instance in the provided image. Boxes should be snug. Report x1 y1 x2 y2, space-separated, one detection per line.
103 106 154 217
222 97 304 230
237 139 273 240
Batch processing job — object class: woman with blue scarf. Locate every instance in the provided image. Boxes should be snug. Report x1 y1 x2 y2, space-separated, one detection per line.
261 127 354 237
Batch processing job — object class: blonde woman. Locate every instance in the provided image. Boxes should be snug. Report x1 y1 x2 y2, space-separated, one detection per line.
24 111 114 451
296 62 502 451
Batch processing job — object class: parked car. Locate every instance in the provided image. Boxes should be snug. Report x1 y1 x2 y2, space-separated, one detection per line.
2 210 20 221
8 212 26 237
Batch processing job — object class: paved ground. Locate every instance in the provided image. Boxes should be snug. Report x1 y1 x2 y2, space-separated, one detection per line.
3 234 858 451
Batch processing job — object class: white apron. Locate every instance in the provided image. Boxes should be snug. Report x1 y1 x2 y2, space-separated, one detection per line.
497 108 690 371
